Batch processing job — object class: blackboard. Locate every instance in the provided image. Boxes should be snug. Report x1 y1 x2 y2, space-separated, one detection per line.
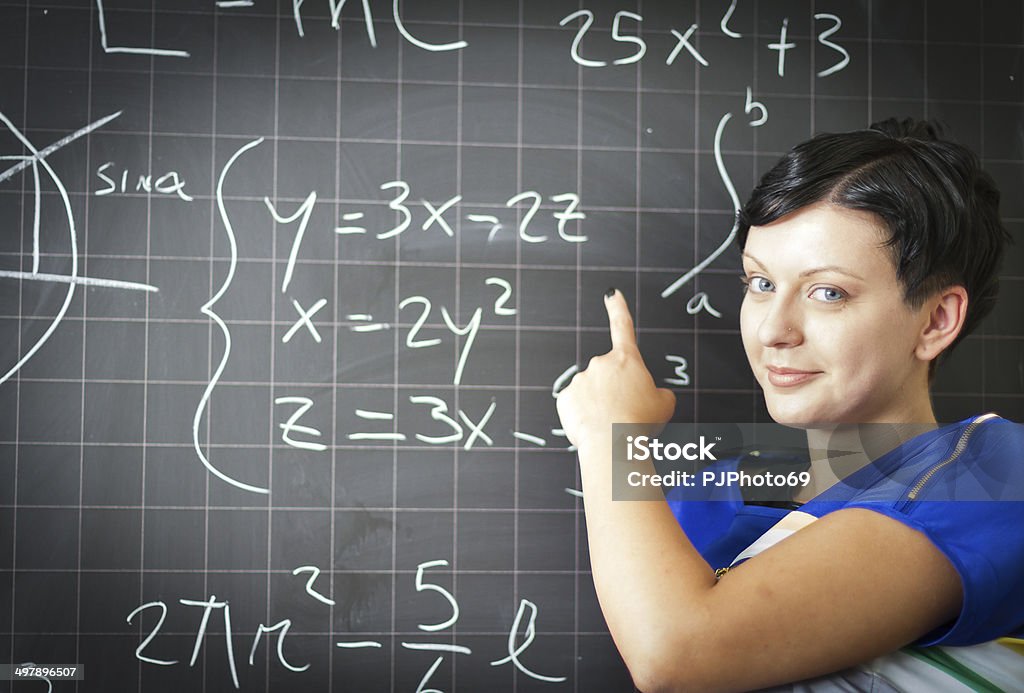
1 1 1021 691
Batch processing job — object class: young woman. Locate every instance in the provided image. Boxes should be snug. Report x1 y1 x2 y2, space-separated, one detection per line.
556 119 1024 691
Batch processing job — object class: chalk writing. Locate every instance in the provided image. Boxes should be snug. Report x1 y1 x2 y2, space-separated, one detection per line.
179 595 240 688
192 137 269 495
395 278 515 385
665 356 691 387
662 109 742 298
330 181 586 244
745 87 768 126
292 566 335 606
720 0 742 38
815 14 851 77
415 559 460 631
265 191 317 294
667 24 708 67
292 0 467 51
276 396 328 452
687 292 722 318
490 599 567 682
126 602 178 667
346 395 496 450
283 298 328 344
768 18 796 77
128 565 565 688
95 162 193 201
248 621 309 673
95 0 189 57
0 111 159 388
560 7 848 77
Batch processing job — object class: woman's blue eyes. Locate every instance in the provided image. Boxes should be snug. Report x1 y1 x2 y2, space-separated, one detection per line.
810 286 845 302
740 275 846 302
739 275 776 294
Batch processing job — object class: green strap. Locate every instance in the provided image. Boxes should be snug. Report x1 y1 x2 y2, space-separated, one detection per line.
901 646 1006 693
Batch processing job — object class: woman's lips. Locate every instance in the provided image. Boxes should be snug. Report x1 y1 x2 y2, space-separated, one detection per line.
766 367 822 387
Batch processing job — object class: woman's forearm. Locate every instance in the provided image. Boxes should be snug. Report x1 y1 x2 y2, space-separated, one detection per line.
575 434 718 690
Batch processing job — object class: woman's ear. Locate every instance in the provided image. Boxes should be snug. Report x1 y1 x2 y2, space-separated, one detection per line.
916 286 968 363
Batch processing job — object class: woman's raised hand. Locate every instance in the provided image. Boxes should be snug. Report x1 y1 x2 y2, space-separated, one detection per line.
555 290 676 451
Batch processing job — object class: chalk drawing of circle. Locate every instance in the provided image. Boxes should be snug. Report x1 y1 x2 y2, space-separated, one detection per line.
0 113 80 386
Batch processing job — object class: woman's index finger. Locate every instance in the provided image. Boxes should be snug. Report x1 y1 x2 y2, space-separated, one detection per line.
604 289 638 352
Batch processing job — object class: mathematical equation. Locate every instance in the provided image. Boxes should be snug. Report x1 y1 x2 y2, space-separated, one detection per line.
561 5 848 77
93 0 850 83
94 166 588 246
204 131 697 492
127 561 565 690
217 84 766 502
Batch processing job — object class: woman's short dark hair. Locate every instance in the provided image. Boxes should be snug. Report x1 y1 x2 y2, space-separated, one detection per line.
737 117 1012 378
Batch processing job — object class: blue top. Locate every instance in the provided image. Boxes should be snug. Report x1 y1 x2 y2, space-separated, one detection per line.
666 414 1024 647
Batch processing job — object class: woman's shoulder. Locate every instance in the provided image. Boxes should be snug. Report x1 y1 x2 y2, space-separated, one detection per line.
804 413 1022 508
894 413 1023 504
971 411 1024 440
917 412 1022 464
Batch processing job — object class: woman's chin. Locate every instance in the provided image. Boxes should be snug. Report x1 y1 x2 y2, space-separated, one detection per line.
769 417 817 430
765 402 831 429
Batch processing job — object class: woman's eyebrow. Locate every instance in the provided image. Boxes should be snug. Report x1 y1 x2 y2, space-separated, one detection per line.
797 265 865 280
742 253 864 280
745 252 864 280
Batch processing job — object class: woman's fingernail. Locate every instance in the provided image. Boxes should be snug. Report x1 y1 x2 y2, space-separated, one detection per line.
605 287 617 299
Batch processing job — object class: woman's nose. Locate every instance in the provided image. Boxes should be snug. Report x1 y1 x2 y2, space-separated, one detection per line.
757 300 803 347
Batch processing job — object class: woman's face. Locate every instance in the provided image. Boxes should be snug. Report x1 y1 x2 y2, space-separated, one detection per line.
740 202 935 426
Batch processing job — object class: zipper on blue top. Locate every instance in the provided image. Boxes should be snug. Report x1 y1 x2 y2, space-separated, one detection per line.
897 414 1000 510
